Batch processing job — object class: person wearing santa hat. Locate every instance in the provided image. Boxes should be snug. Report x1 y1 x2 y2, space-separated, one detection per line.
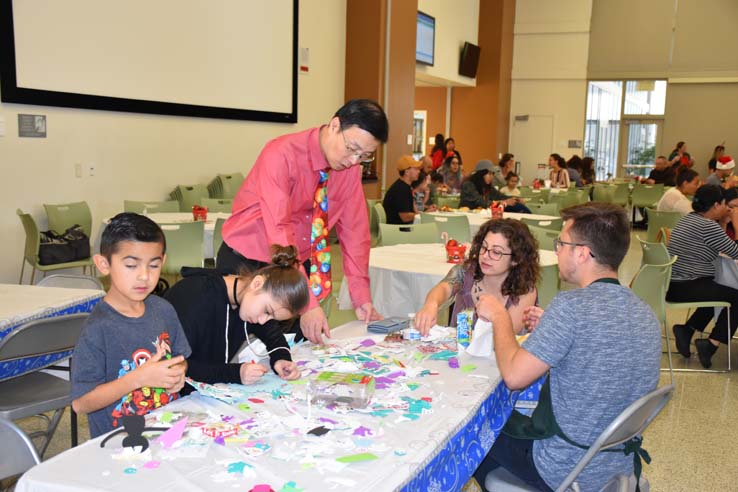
704 155 735 187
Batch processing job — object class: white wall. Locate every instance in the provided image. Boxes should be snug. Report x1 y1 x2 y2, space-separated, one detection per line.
509 0 591 180
415 0 479 87
0 0 346 284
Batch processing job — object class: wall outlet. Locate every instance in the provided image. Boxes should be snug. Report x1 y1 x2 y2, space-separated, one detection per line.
406 134 413 145
428 137 435 145
89 164 96 177
74 163 82 178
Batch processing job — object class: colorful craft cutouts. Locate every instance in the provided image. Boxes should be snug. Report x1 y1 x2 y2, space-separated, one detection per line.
186 374 290 404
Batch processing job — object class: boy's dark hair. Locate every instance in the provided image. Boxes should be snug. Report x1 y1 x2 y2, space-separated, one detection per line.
506 172 519 181
335 99 389 143
100 213 166 259
561 202 630 271
430 171 445 183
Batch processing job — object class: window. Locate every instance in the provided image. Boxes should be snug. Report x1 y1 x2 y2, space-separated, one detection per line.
584 80 667 180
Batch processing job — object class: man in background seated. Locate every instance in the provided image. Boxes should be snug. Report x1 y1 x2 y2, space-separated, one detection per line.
383 155 421 224
704 155 734 187
644 155 676 186
473 203 661 491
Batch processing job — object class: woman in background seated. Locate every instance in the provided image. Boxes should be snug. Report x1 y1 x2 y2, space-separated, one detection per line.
667 185 738 369
415 219 540 335
492 153 515 188
164 245 309 393
580 156 596 185
441 155 464 193
460 160 531 213
548 153 570 189
657 167 700 215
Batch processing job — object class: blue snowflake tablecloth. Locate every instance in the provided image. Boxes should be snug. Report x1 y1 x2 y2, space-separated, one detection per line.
0 284 103 381
401 375 544 492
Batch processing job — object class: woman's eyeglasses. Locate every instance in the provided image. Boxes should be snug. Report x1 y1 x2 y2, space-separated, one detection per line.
479 244 513 261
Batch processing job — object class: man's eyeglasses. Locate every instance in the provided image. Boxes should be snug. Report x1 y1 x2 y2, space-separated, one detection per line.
341 130 375 163
479 244 513 261
553 237 595 257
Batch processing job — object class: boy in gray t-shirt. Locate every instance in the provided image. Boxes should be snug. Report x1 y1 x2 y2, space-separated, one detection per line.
71 213 191 438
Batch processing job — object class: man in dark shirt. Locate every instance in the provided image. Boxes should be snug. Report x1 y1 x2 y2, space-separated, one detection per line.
383 155 421 224
645 155 675 186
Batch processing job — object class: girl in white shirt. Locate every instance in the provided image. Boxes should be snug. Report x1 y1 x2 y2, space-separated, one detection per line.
657 168 700 214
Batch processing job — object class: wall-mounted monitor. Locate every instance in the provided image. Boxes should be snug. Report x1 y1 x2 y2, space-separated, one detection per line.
416 11 435 66
459 42 481 78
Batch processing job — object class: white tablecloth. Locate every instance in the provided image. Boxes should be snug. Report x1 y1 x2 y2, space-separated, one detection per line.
417 210 560 238
17 320 505 492
338 243 558 318
0 284 104 380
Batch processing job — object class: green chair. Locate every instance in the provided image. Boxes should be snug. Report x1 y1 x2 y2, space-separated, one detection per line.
367 200 381 247
201 198 233 213
631 184 665 210
520 216 563 232
637 236 670 267
373 203 387 226
123 200 180 214
525 202 559 217
527 225 559 251
630 259 676 383
644 208 683 242
537 263 560 309
16 210 94 284
43 201 92 237
378 223 439 246
592 184 616 203
159 221 205 276
518 187 545 204
419 213 471 243
548 192 578 211
213 218 226 265
612 182 631 207
436 195 461 209
170 184 209 212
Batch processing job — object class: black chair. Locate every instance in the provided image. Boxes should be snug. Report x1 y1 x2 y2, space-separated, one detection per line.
0 313 89 457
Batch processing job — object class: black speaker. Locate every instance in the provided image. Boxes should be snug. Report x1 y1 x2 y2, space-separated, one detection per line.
459 42 481 78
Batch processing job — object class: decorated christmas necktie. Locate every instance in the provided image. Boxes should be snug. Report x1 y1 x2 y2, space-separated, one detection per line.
309 170 331 300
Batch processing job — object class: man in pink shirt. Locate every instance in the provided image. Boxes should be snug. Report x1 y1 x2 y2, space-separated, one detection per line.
218 99 389 343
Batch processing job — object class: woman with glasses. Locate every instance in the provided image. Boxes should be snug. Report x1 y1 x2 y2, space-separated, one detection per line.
415 219 540 335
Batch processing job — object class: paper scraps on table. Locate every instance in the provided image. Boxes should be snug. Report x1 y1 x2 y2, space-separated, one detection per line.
249 485 275 492
428 349 457 360
156 416 188 449
279 481 304 492
448 357 460 369
461 364 477 373
186 374 291 404
335 452 379 463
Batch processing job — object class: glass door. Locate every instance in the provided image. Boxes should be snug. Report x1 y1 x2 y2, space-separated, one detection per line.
620 120 663 179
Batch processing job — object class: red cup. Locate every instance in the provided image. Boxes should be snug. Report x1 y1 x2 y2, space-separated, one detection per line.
490 201 504 219
445 243 467 264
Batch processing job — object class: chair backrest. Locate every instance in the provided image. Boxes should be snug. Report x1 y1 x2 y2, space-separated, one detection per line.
213 218 226 264
548 192 579 210
201 198 234 213
367 200 381 247
37 274 104 290
436 195 461 209
123 200 180 214
526 202 559 217
592 184 616 203
630 258 676 323
17 209 41 265
0 418 40 480
520 216 563 232
217 173 245 199
631 184 665 208
527 224 559 251
644 208 683 242
612 182 631 206
171 184 209 212
419 213 471 243
159 221 205 274
537 263 560 309
43 201 92 236
378 223 440 246
373 202 387 225
657 226 671 244
637 236 671 266
0 313 89 367
555 384 675 492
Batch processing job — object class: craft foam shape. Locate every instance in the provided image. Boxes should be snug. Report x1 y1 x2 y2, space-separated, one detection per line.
156 416 188 449
335 452 379 463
